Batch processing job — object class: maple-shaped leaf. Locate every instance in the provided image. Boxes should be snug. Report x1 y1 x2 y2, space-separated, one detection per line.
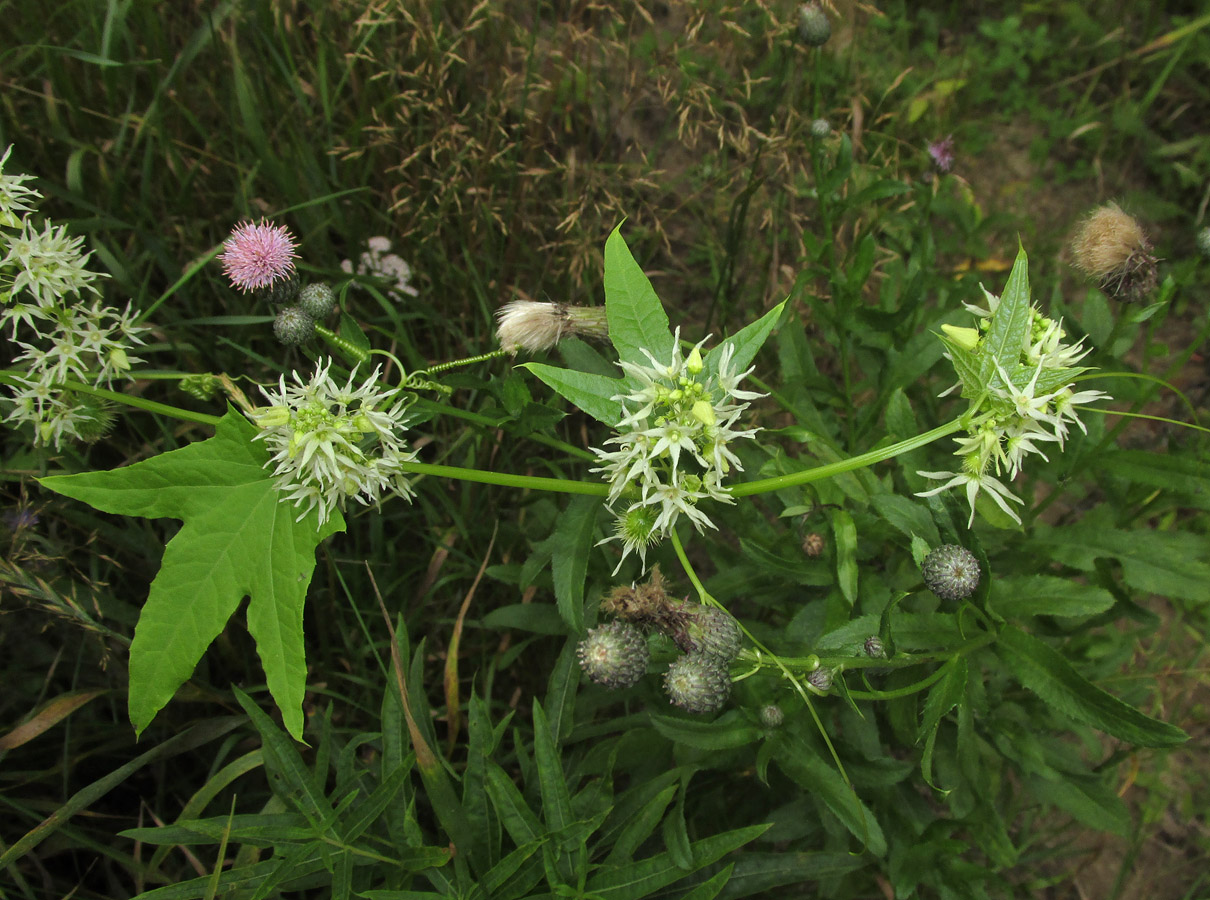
40 407 344 739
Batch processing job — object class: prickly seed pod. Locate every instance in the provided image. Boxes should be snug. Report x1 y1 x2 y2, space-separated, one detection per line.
810 118 831 139
664 654 731 714
1197 227 1210 259
807 666 833 693
802 532 825 557
577 621 650 689
864 635 885 659
257 272 300 307
759 704 784 728
797 2 831 46
682 606 743 662
921 544 980 601
180 373 220 401
273 306 316 347
1070 203 1158 303
73 396 117 443
298 282 336 319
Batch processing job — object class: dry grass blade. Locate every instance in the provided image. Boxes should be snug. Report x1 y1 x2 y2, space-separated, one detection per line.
443 524 497 755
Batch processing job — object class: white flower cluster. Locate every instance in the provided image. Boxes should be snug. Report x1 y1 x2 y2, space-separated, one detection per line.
1 146 148 449
593 331 763 570
918 291 1109 526
340 236 419 302
251 358 419 526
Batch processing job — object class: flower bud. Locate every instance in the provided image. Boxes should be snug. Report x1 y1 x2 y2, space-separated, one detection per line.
681 606 743 662
810 118 831 139
759 704 784 728
807 666 833 693
686 346 704 375
690 399 716 426
802 532 825 557
797 2 831 46
1197 227 1210 259
941 324 980 352
257 272 300 307
273 306 316 346
665 653 731 714
577 621 650 689
298 282 336 319
921 544 980 601
864 635 885 659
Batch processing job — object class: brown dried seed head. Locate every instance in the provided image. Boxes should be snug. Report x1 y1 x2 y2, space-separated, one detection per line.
1070 203 1149 279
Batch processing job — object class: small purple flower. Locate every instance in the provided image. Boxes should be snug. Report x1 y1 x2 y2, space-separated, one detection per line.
219 219 298 292
928 135 955 173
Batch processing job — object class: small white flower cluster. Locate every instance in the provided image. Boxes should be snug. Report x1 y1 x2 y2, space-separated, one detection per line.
593 331 763 571
918 291 1109 526
1 146 148 449
251 358 419 526
340 236 419 302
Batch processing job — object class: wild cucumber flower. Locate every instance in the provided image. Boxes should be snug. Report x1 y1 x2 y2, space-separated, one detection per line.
2 219 102 308
220 219 298 293
250 358 418 525
495 300 609 354
592 331 763 570
920 280 1110 527
0 145 40 228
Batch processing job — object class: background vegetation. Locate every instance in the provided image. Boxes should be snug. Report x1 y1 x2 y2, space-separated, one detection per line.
2 1 1208 897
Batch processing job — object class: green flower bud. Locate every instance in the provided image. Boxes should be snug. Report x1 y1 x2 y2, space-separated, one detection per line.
578 621 650 689
807 666 833 693
864 635 885 659
273 306 316 347
797 2 831 47
665 653 730 714
810 118 831 138
298 282 336 319
686 346 704 375
691 399 716 426
682 606 743 662
759 704 784 728
922 544 980 601
941 324 981 352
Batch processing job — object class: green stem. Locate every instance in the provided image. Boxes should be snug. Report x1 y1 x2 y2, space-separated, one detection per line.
729 418 964 497
397 461 608 496
0 371 221 426
410 398 596 461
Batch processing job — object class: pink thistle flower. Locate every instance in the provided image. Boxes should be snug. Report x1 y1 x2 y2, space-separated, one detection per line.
220 219 298 292
928 135 955 173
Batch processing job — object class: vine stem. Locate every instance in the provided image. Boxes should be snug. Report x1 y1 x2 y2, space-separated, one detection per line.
396 461 608 496
0 371 222 426
729 417 965 497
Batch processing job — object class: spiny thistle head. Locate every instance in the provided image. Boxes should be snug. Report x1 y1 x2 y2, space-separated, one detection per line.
807 666 833 693
220 219 298 293
1196 226 1210 259
928 136 955 173
298 282 336 319
1070 203 1157 303
577 621 649 689
759 704 784 728
273 306 315 347
664 653 730 714
922 544 981 601
495 300 608 354
810 118 831 139
797 2 831 46
681 606 743 662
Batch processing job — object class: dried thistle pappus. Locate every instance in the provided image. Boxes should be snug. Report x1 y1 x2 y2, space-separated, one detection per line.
495 300 608 354
1070 203 1158 303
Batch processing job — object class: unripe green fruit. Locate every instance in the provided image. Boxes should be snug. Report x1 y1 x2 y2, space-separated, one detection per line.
577 621 649 689
922 544 980 601
665 653 730 714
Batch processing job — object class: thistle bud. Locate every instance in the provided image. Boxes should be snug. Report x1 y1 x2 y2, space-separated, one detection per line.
807 666 833 693
810 118 831 139
257 272 300 307
921 544 980 601
797 2 831 46
665 653 731 714
802 532 825 557
495 300 609 354
1197 227 1210 259
864 635 885 659
681 606 743 662
759 704 784 728
1070 203 1158 303
273 306 316 346
577 621 650 689
298 282 336 319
